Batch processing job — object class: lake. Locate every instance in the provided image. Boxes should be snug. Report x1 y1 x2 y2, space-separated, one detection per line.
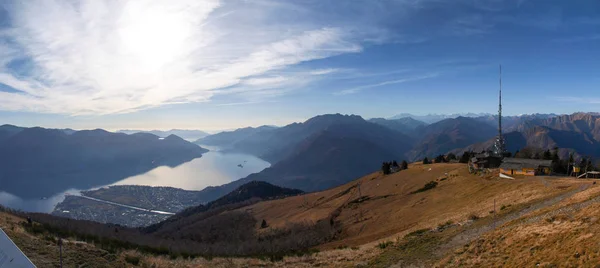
0 148 270 213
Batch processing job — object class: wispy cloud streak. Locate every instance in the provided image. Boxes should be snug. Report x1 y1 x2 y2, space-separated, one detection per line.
553 96 600 104
334 73 439 95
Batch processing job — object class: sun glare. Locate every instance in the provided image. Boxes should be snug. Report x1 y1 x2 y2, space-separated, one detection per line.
118 3 191 72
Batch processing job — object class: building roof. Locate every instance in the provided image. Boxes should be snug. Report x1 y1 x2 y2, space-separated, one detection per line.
499 158 553 170
499 162 523 170
474 152 490 158
471 153 502 163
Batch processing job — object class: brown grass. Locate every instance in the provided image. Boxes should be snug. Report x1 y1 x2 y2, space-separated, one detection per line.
243 163 583 250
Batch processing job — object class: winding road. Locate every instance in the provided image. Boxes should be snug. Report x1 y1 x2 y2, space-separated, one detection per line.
76 195 176 215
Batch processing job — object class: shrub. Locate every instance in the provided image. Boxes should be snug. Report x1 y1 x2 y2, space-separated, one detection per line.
125 255 140 265
411 181 438 194
401 160 408 170
468 214 479 221
377 241 393 249
459 152 473 163
437 221 454 231
43 235 56 243
381 162 391 174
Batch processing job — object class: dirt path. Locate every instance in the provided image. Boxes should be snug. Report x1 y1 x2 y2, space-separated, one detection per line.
436 182 590 256
512 185 600 227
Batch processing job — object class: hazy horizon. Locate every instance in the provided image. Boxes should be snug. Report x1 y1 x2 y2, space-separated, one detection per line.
2 111 593 132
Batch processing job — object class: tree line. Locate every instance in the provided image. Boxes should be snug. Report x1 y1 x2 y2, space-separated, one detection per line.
422 153 458 165
381 160 408 174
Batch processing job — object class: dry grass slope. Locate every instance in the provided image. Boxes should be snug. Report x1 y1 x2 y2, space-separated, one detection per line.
3 163 597 267
244 163 581 250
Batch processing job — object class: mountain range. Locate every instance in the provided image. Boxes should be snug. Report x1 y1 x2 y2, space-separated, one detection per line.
0 125 208 198
456 113 600 160
190 112 600 203
3 112 598 203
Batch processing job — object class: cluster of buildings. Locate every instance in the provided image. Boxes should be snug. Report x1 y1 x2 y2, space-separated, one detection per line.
468 67 555 177
469 153 553 177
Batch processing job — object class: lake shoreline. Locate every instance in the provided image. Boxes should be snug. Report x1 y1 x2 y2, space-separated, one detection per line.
0 150 270 213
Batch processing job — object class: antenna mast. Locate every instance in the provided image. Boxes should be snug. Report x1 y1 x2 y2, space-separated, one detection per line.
493 64 506 157
499 65 502 139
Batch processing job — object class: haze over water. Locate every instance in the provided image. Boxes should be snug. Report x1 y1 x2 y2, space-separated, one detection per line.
0 149 270 213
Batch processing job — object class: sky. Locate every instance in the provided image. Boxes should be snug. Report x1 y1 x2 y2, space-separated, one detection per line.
0 0 599 131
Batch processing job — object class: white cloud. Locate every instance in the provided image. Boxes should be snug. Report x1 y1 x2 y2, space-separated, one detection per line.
0 0 362 115
243 76 288 87
334 73 439 95
309 68 339 75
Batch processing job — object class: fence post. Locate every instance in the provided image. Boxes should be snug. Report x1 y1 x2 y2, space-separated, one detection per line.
493 199 496 230
58 237 63 268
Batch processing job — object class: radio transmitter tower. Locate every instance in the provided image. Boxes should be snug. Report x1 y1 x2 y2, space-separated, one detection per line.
493 65 506 157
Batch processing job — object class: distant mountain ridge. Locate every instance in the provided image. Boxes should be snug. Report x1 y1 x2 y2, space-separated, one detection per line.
119 129 210 141
390 112 560 125
0 125 208 198
196 125 278 150
472 113 559 131
368 117 427 137
390 113 493 124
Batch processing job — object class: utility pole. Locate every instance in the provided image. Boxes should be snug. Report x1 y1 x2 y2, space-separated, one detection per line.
358 183 362 198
